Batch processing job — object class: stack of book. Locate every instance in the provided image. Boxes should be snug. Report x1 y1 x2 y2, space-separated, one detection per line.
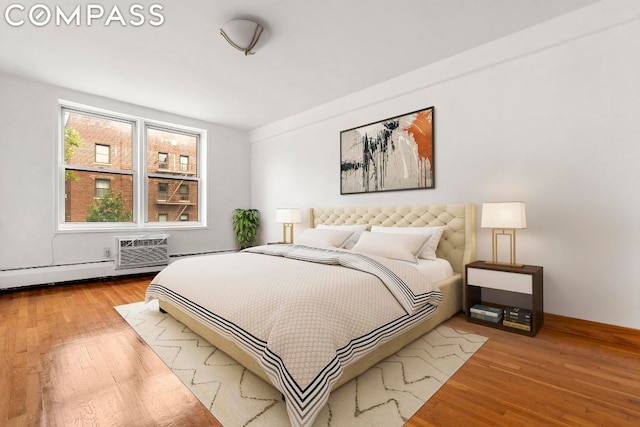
470 304 503 323
503 307 532 331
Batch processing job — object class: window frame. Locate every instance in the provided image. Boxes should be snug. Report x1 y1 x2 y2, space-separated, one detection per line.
158 152 168 170
57 101 207 232
95 143 111 164
144 123 202 226
178 184 189 201
179 155 189 172
157 182 168 201
94 178 111 199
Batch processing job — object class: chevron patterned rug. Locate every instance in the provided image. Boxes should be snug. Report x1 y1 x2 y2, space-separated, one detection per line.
115 300 486 426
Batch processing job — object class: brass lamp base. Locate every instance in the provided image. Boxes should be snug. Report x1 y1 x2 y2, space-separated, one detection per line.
490 228 522 267
282 223 295 244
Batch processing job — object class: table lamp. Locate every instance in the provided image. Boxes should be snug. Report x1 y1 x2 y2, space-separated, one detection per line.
275 208 301 244
481 202 527 267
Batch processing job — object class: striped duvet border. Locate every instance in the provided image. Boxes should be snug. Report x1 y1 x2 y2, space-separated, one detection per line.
145 284 441 426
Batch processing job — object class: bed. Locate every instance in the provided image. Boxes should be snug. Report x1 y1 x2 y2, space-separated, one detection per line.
146 203 476 426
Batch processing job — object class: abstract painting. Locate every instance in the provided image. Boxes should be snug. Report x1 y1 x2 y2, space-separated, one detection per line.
340 106 434 194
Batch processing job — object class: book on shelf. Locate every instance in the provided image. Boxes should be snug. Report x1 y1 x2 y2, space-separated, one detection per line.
470 304 502 318
504 307 532 319
503 319 532 331
471 312 502 323
503 314 531 325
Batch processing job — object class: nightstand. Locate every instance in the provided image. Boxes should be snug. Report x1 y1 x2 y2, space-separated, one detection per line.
465 260 543 336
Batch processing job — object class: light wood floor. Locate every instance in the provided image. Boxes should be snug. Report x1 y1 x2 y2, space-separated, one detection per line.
1 276 639 426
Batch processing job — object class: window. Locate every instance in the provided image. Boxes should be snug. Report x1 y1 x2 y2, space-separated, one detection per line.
157 183 168 201
59 102 206 230
158 152 168 169
95 144 110 164
95 178 110 198
146 126 200 223
179 184 189 201
63 108 133 224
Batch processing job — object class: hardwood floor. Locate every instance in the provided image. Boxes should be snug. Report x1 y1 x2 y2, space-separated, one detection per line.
0 277 220 427
1 276 639 426
410 318 640 426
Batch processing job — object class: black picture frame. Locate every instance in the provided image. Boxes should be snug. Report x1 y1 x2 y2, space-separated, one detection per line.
340 106 435 195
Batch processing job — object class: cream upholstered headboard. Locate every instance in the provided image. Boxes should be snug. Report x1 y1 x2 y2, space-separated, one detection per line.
309 203 476 275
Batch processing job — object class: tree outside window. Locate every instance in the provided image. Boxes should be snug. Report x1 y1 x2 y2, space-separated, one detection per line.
86 189 132 222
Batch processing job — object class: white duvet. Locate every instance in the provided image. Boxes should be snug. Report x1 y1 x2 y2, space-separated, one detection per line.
146 244 443 426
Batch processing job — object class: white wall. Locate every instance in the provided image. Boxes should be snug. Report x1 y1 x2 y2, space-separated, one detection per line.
0 71 251 287
250 0 640 329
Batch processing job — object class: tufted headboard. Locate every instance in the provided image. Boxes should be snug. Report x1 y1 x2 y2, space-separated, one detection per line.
309 203 476 275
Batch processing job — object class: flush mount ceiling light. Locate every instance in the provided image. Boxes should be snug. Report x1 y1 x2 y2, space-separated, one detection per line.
220 19 266 56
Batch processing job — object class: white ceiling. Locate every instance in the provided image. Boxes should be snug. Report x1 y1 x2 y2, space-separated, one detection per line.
0 0 598 131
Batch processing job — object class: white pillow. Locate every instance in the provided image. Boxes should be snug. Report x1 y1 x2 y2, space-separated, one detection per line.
370 225 446 260
351 231 429 263
296 228 355 249
316 224 369 249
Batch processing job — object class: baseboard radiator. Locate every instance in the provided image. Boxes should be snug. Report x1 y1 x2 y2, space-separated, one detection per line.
116 234 170 270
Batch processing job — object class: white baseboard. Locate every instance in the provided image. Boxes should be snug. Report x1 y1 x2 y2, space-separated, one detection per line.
0 250 236 290
0 262 164 290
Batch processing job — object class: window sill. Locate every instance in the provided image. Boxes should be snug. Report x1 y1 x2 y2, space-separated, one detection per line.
57 222 208 233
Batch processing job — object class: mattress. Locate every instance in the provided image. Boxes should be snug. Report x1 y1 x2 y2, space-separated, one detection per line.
146 245 451 426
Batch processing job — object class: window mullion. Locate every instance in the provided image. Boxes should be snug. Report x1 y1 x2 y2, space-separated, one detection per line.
136 118 145 226
147 173 199 182
64 165 134 176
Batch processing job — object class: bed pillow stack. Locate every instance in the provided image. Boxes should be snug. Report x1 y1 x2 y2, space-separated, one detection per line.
295 228 355 249
369 225 446 261
296 224 446 263
351 231 431 263
316 224 369 249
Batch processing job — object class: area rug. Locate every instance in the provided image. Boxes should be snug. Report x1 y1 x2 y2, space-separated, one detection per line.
115 300 487 426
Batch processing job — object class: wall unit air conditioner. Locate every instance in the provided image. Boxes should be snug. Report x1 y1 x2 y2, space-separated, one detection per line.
115 234 169 269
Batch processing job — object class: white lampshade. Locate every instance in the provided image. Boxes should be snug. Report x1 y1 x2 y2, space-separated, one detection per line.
220 19 267 55
275 208 301 224
481 202 527 229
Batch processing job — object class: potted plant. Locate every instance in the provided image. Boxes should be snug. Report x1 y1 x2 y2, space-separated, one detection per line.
232 208 260 249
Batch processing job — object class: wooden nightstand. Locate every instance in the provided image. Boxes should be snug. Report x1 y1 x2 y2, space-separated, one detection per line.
465 260 543 336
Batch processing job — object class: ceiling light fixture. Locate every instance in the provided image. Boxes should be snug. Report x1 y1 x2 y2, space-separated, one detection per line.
220 19 266 56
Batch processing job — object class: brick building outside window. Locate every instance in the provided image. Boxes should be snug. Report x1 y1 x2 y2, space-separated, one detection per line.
62 106 201 225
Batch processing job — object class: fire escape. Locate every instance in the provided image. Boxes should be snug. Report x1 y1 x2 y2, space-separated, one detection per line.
156 158 195 221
